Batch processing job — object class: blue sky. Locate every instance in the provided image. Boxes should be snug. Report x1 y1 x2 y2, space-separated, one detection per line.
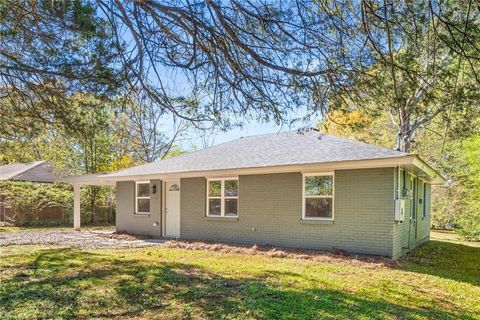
183 117 319 149
108 22 321 150
208 122 284 145
153 64 320 149
96 5 325 151
172 121 283 150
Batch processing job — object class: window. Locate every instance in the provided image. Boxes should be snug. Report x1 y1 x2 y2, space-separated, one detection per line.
207 178 238 217
303 173 334 220
136 181 150 214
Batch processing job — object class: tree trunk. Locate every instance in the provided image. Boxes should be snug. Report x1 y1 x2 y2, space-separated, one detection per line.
398 107 411 153
399 131 411 153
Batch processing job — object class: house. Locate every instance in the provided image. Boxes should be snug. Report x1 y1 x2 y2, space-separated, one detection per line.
66 131 445 259
0 161 64 222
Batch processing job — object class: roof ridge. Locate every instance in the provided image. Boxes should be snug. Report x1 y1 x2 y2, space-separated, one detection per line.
103 130 292 177
100 130 411 179
320 134 407 155
207 129 291 146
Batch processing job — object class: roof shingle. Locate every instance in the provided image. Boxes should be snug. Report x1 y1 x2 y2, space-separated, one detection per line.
103 131 407 178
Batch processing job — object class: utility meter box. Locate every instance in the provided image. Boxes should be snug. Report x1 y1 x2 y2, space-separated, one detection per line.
394 199 405 221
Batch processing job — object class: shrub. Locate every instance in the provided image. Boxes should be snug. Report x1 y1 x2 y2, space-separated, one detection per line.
431 185 463 229
456 206 480 241
0 181 73 226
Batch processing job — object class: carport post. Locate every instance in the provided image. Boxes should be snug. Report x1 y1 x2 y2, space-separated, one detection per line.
74 184 81 231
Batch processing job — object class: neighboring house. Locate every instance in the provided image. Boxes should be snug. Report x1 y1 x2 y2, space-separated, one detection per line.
0 161 64 222
68 131 445 259
0 161 59 183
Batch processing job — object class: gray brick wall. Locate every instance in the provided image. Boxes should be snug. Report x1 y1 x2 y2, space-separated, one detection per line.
392 169 431 259
180 168 395 257
116 180 162 237
114 167 431 258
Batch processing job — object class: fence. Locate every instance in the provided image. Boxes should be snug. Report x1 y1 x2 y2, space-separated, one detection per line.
0 197 115 226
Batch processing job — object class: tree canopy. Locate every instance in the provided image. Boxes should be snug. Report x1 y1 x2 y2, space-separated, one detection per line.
2 1 479 141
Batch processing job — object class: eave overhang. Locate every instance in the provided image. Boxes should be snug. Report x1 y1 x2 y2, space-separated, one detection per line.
63 155 445 186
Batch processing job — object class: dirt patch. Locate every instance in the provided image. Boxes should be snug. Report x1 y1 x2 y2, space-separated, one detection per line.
96 231 152 241
163 240 396 268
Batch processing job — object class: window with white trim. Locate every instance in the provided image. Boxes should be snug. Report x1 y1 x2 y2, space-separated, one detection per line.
136 181 150 214
303 173 334 220
207 178 238 217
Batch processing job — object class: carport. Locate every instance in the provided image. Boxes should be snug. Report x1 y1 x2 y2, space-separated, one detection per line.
64 174 116 231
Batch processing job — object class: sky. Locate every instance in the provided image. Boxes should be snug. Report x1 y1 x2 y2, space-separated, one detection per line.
183 118 319 150
112 23 320 150
153 64 319 150
207 122 284 145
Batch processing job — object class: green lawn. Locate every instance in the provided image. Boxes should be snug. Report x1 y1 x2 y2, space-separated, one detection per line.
0 231 478 320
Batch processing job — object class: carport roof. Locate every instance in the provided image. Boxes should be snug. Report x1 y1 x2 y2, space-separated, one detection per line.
64 173 116 186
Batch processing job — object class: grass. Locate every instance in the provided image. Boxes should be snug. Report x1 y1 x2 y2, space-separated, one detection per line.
0 225 114 233
0 231 478 320
431 229 480 246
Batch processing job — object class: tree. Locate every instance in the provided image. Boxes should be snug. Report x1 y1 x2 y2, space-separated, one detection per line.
120 92 189 162
318 109 396 148
95 0 366 127
1 181 73 226
0 0 121 139
353 0 480 152
450 135 480 240
3 1 480 138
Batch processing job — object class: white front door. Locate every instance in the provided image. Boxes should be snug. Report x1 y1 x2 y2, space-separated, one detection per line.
165 181 181 237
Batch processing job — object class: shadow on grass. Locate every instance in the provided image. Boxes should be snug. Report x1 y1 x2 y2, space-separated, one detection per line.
0 247 476 319
401 240 480 286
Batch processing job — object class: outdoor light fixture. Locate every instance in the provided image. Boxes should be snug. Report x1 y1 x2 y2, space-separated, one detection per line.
153 222 159 227
151 184 157 194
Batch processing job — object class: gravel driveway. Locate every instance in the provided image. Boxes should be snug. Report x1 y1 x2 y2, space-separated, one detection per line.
0 230 166 249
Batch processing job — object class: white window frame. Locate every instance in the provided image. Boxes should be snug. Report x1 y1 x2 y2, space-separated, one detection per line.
206 177 239 217
302 172 335 221
135 181 151 214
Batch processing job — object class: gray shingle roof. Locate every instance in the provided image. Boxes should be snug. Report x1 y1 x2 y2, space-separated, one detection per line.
0 161 60 182
103 131 408 178
0 161 44 180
